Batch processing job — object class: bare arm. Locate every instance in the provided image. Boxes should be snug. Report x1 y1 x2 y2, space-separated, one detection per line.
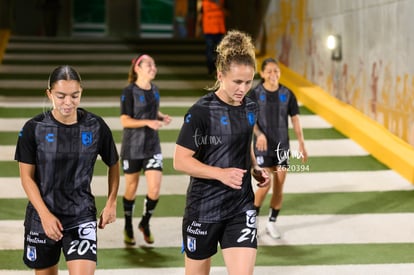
173 144 246 190
120 114 163 130
291 115 308 162
98 162 120 229
19 162 63 241
253 124 267 152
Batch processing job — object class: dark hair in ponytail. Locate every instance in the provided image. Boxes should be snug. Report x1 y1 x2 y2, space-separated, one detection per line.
47 65 81 90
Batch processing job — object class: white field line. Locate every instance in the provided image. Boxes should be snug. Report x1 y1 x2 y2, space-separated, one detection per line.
3 264 413 275
0 139 368 161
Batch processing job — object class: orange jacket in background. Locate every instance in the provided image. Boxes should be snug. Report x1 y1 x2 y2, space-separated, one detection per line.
202 0 226 34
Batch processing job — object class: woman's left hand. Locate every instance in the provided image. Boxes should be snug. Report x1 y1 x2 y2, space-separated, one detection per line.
251 166 270 188
98 206 117 229
162 114 172 125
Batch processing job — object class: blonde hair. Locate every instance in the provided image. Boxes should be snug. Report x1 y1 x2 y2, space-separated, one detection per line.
209 30 256 90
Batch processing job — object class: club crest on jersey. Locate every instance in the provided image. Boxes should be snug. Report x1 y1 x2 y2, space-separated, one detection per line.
187 236 197 252
247 112 255 126
26 245 37 262
139 95 145 103
279 93 287 103
81 131 93 146
259 92 266 102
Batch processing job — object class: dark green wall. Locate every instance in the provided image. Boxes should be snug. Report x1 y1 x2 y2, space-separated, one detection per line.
0 0 269 38
107 0 140 37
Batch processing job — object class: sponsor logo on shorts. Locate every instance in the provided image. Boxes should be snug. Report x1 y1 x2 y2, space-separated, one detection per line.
245 210 256 228
26 231 47 244
186 221 208 236
78 222 97 241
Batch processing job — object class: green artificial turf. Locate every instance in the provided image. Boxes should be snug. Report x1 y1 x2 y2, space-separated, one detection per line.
0 131 20 145
0 155 388 177
0 128 345 146
2 190 413 220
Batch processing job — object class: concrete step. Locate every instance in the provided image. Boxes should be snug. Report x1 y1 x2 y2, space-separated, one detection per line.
0 115 332 132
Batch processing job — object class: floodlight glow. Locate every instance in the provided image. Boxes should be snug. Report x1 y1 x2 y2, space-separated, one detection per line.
326 34 342 61
327 35 337 50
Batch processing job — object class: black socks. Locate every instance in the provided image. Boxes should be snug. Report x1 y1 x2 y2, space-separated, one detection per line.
140 195 159 226
269 208 280 222
123 197 135 229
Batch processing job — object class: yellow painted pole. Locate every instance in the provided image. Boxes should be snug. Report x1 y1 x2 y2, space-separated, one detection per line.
0 29 11 63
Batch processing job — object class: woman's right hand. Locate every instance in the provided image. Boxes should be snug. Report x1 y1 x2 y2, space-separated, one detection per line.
219 168 246 190
41 212 63 242
147 120 164 130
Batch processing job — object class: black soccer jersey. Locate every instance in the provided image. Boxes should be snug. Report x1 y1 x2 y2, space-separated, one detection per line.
176 92 258 222
248 83 299 157
120 83 161 159
15 108 119 230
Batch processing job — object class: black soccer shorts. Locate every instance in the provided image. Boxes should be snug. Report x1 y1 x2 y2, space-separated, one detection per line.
23 221 97 269
182 210 257 260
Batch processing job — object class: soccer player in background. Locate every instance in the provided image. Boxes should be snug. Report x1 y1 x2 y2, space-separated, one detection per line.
248 57 308 239
120 54 171 246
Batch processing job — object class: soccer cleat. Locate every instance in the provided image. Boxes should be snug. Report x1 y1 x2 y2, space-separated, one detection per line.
138 222 154 244
124 228 136 245
266 221 281 239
